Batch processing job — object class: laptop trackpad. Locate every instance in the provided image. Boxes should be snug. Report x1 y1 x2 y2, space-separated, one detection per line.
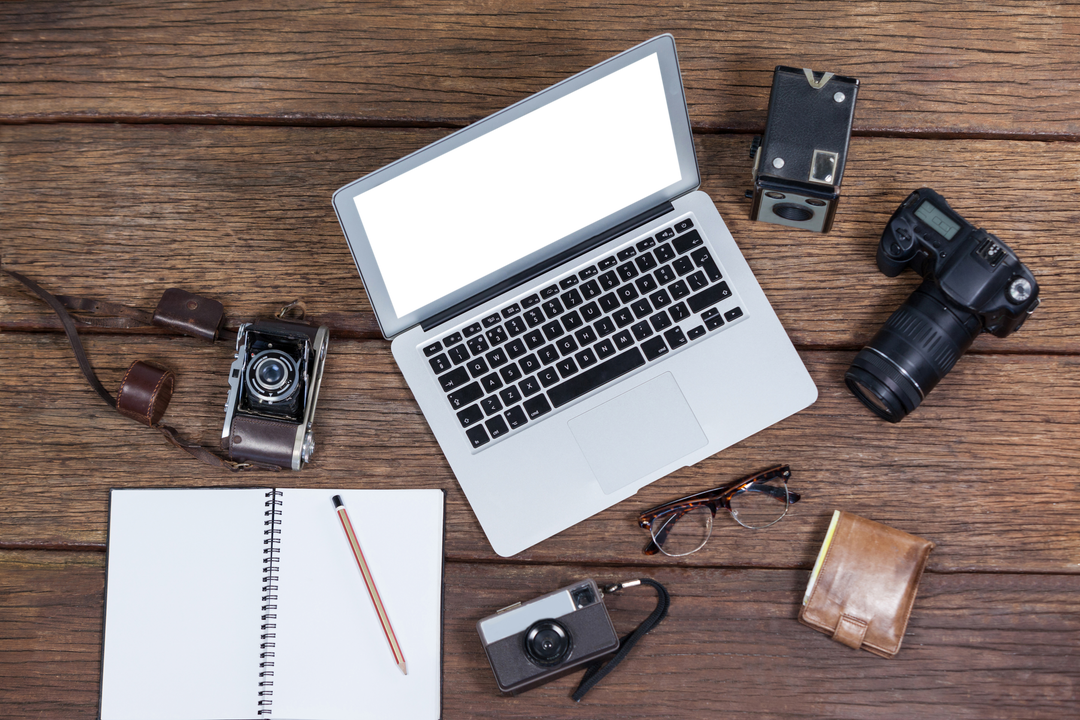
568 373 708 495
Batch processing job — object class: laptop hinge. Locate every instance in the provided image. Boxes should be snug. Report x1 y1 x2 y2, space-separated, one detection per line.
421 202 675 332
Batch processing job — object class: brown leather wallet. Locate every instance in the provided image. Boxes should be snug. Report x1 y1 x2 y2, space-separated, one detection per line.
799 511 934 658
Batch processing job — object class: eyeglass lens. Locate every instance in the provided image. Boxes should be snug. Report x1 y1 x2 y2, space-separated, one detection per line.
651 506 713 557
729 477 790 529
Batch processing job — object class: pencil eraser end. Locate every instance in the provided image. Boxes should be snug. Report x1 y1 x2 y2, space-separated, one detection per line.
332 495 344 508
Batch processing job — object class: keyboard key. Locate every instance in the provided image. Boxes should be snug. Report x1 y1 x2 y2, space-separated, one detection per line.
499 363 523 384
485 415 509 438
724 306 744 322
580 301 601 322
556 358 579 378
521 294 541 308
650 288 671 309
560 276 579 289
481 395 503 416
706 314 725 331
688 325 707 340
650 312 672 332
595 339 615 359
556 336 579 356
617 247 637 261
574 326 597 346
654 243 675 263
635 274 658 294
480 373 503 394
448 344 470 365
438 366 470 392
630 298 652 319
613 330 634 350
599 292 621 313
670 280 690 299
641 336 668 361
448 382 483 409
506 338 527 359
542 320 564 341
562 310 583 330
702 308 719 320
616 261 639 281
657 227 676 241
669 302 690 322
561 288 582 308
486 326 508 345
524 395 553 419
482 313 501 327
519 375 542 396
429 353 451 374
523 329 545 349
538 367 560 388
466 424 490 448
423 341 442 357
664 327 687 349
687 281 732 314
581 280 601 299
541 284 560 298
575 347 597 368
673 229 702 254
673 257 694 276
594 316 616 337
538 344 559 364
463 323 482 337
467 336 489 355
485 348 507 368
598 270 620 290
466 358 489 378
654 265 676 285
444 331 463 346
457 404 484 428
631 320 653 341
635 253 657 272
636 236 656 251
499 385 522 405
542 298 564 318
598 255 618 270
523 308 545 327
675 218 694 233
518 353 541 374
579 265 599 279
547 348 646 408
504 405 528 429
612 308 634 328
502 303 521 318
688 271 708 292
505 316 527 337
616 284 639 304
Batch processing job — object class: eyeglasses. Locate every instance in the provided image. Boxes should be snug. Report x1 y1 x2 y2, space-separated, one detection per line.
637 465 799 556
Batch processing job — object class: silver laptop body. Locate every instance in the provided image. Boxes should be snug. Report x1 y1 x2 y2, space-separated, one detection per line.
333 35 817 556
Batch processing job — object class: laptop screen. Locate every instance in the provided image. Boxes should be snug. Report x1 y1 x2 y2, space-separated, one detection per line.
334 35 698 337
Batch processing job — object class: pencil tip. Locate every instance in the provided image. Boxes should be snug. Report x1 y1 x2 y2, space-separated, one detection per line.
399 661 408 675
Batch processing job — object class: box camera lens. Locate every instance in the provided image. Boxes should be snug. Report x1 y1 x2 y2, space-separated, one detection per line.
524 619 571 667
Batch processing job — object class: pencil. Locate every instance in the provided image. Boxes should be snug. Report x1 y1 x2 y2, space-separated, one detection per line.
332 494 408 675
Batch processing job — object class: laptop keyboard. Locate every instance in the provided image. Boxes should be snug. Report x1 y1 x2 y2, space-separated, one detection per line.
420 214 746 450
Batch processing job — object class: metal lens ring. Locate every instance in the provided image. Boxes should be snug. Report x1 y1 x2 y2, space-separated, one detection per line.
245 349 300 404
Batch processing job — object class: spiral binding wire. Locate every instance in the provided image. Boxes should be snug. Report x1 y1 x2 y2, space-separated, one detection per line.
258 489 283 716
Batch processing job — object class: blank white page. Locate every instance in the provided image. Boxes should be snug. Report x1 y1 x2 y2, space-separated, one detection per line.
269 489 444 720
100 488 267 720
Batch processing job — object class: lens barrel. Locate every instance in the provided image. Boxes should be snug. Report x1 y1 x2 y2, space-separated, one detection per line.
523 619 571 667
846 280 981 422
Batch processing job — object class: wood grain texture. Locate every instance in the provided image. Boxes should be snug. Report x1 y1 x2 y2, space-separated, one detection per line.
2 1 1080 136
2 553 1077 720
2 125 1076 352
3 335 1078 573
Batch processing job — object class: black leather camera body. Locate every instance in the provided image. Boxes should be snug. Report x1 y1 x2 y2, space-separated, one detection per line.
749 66 859 233
221 319 330 469
846 188 1040 422
477 579 619 695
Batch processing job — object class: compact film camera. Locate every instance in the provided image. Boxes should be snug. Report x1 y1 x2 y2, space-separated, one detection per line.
749 66 859 233
845 188 1040 422
221 319 330 469
477 579 619 695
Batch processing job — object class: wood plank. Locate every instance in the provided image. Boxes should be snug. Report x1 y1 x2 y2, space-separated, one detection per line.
2 335 1078 573
2 2 1079 136
1 551 1077 719
2 126 1074 352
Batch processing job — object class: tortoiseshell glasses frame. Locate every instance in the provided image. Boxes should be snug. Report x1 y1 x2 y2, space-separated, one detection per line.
637 465 799 556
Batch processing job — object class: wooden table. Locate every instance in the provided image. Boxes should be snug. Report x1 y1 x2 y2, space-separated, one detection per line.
2 2 1078 717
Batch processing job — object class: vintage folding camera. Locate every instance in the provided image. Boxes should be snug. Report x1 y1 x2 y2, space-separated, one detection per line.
221 319 330 469
749 66 859 233
477 579 619 694
846 188 1040 422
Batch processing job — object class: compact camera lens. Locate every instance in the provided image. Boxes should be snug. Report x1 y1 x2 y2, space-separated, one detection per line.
772 203 814 222
523 619 571 667
846 280 981 422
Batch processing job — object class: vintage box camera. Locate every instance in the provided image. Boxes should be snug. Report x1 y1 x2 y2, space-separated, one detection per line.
749 66 859 233
477 579 619 695
221 319 329 469
846 188 1040 422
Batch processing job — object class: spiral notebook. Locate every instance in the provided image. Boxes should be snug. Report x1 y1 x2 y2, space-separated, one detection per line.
98 487 445 720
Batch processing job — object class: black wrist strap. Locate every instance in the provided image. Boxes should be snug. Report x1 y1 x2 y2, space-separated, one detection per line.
572 578 670 702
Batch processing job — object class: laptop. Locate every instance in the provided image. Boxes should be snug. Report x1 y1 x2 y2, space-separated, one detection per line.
332 34 817 557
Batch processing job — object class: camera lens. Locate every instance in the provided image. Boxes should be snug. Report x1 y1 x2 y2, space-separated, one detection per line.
523 619 571 667
845 280 981 422
246 349 300 404
257 359 287 388
772 203 814 222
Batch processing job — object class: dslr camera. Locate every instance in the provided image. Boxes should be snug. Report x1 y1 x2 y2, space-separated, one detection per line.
477 579 619 694
221 319 330 469
749 66 859 233
846 188 1039 422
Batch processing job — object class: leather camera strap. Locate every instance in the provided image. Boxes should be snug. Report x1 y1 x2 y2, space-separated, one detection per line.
572 578 671 702
2 268 276 472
